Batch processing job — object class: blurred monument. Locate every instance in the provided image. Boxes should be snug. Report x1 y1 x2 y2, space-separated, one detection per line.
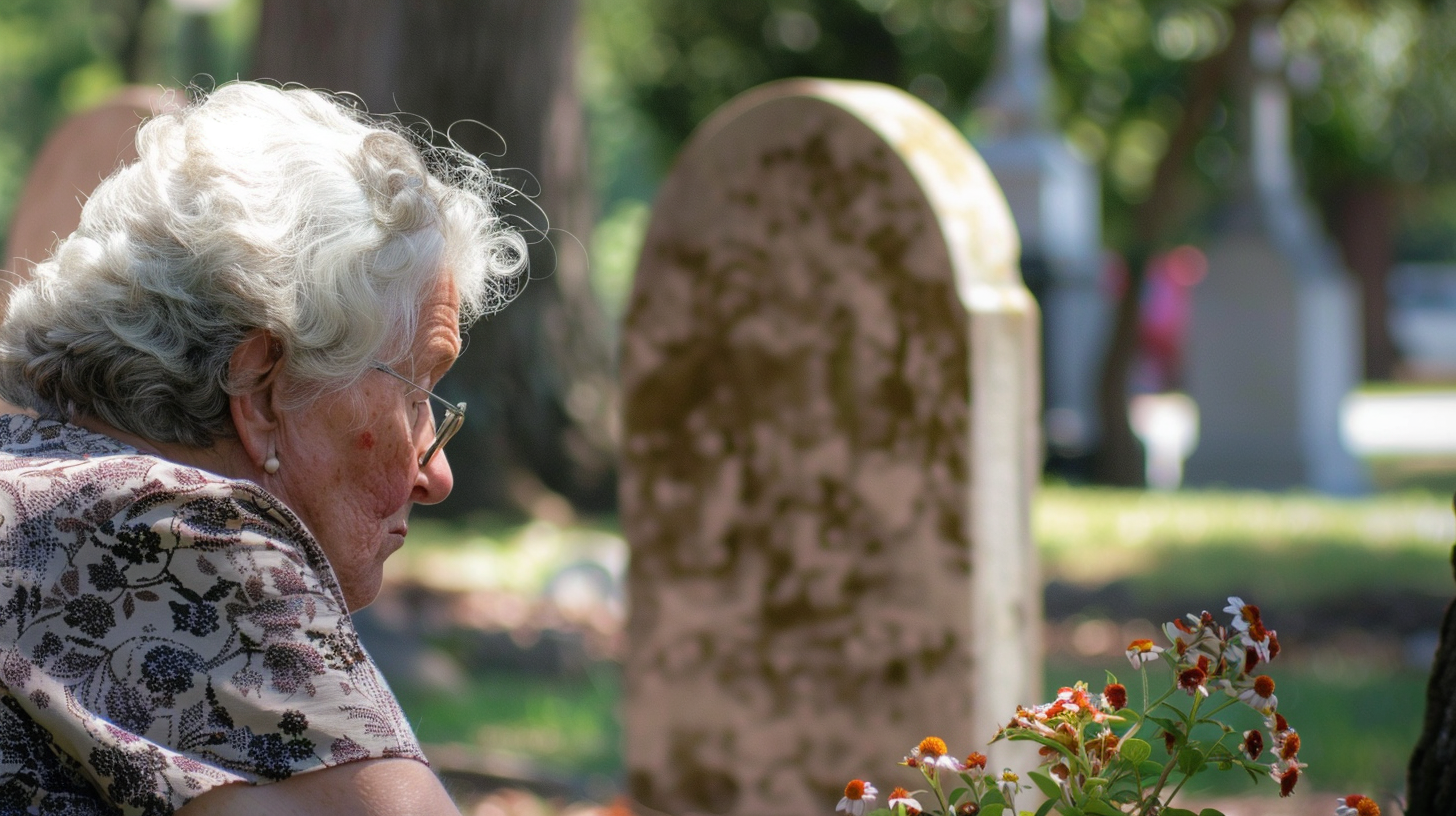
1182 10 1366 494
976 0 1109 475
620 79 1042 816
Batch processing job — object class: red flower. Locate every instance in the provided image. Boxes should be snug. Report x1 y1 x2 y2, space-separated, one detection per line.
1239 729 1264 762
1102 683 1127 711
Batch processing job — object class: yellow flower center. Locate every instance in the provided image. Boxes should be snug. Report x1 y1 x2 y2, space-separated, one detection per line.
917 736 947 757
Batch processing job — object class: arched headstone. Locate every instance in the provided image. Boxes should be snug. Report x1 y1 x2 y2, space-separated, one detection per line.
620 79 1042 816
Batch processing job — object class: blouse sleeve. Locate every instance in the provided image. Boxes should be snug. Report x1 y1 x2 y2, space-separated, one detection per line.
1 470 424 814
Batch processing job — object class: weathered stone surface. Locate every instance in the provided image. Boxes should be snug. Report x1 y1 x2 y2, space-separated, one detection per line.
620 79 1041 816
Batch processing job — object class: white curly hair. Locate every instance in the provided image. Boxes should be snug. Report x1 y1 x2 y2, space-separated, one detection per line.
0 81 527 447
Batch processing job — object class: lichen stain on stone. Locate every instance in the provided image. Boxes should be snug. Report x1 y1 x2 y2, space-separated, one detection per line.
665 728 743 814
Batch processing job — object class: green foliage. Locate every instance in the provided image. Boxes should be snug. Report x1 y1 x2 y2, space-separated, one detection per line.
0 0 259 253
582 0 998 196
0 0 114 236
1120 737 1152 765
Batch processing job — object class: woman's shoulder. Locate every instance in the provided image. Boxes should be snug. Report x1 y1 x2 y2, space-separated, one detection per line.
0 414 348 630
0 421 424 812
0 415 309 535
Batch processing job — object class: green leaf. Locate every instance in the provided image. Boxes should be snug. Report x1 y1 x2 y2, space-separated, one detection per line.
1084 800 1123 816
1120 737 1152 765
1205 743 1234 760
1199 809 1228 816
1010 731 1080 760
980 805 1005 816
1161 809 1199 816
1148 716 1183 738
1033 799 1057 816
1176 746 1206 775
1030 771 1063 800
950 787 968 805
984 789 1008 807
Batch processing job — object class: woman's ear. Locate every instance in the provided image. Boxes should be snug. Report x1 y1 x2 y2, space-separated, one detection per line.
228 330 284 468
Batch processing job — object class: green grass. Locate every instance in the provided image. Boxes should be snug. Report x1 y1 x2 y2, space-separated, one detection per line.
386 484 1456 805
395 665 623 780
1036 485 1454 597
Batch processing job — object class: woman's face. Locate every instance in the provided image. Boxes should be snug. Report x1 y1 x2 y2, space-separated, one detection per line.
273 275 461 610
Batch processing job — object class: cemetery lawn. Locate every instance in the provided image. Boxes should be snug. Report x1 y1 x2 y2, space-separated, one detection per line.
384 485 1453 803
1040 484 1451 802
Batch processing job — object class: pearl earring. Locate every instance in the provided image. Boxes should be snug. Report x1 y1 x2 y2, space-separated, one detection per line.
264 456 280 475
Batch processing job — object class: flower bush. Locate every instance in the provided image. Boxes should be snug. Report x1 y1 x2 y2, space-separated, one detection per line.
837 597 1381 816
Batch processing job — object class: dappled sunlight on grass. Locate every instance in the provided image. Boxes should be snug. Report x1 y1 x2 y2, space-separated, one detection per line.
378 487 1452 811
1037 485 1453 590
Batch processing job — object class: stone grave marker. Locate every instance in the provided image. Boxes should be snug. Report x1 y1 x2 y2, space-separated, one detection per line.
619 79 1042 816
1183 13 1365 494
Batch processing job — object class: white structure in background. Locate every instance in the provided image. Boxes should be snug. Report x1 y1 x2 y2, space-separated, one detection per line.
1129 393 1200 490
1183 12 1366 494
1342 391 1456 455
977 0 1110 464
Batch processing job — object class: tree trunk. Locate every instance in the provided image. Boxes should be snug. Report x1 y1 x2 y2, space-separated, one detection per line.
1324 182 1398 381
252 0 616 517
1408 528 1456 814
1091 0 1261 486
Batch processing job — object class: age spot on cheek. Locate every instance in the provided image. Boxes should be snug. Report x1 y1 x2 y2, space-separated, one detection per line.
357 431 375 450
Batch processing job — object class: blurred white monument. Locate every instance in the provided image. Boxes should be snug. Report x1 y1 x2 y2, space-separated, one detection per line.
1129 393 1199 490
1183 11 1366 494
977 0 1110 469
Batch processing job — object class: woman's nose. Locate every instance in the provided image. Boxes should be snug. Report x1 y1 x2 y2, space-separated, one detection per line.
413 448 454 504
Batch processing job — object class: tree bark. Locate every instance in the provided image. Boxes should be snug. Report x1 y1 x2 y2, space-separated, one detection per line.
1324 182 1398 381
252 0 616 516
1408 517 1456 814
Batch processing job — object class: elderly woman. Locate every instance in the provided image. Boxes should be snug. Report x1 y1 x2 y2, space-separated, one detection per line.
0 82 525 814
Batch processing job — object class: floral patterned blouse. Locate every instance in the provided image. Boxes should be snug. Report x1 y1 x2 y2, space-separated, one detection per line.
0 415 425 814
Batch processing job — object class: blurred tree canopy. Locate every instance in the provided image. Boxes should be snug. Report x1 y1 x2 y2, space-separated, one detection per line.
584 0 1456 253
7 0 1456 490
0 0 256 253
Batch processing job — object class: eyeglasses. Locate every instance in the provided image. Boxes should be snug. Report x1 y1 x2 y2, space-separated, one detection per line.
371 363 466 468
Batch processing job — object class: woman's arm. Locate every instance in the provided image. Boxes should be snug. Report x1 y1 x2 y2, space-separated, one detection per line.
175 758 462 816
